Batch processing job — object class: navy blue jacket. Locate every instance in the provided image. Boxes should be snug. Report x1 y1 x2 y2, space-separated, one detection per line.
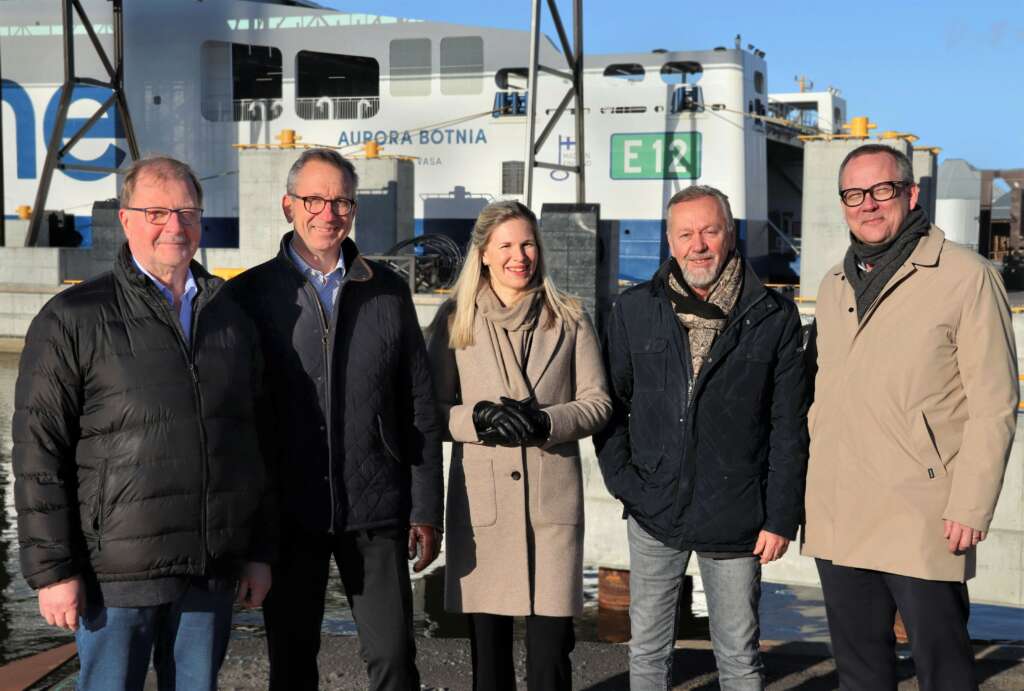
595 259 808 551
226 234 443 535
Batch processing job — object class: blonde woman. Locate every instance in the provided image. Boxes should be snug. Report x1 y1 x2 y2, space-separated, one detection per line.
427 200 612 690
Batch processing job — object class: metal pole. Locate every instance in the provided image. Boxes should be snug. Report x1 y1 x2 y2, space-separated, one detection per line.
573 0 585 204
524 0 542 209
112 0 139 158
27 0 76 247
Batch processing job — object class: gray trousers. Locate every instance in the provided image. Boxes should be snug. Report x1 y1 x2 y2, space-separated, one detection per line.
627 516 765 691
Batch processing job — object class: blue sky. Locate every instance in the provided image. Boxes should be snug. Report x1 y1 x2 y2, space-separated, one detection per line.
321 1 1023 171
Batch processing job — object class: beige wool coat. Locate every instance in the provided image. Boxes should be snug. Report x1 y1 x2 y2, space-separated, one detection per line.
802 227 1018 581
427 299 612 616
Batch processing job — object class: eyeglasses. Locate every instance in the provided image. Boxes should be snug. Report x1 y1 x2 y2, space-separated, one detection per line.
123 207 203 226
839 180 908 208
289 194 356 217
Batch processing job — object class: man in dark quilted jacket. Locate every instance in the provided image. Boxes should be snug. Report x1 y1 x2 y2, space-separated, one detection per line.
226 148 444 691
13 156 274 690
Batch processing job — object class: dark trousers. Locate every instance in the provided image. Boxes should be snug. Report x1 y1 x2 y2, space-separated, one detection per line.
468 613 575 691
263 527 419 691
815 559 977 691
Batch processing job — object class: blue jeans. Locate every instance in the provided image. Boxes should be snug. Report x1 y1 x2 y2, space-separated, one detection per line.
75 584 234 691
627 516 764 691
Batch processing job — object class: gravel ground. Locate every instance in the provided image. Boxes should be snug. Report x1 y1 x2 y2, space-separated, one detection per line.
211 636 1024 690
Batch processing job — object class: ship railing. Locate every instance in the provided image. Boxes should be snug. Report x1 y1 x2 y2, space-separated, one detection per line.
766 219 801 256
230 99 284 122
295 96 381 120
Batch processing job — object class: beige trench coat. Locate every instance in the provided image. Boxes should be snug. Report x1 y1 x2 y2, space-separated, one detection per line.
802 227 1018 581
427 302 611 616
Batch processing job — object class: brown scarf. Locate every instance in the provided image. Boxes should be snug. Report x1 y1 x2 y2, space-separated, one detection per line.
475 284 543 400
666 253 743 380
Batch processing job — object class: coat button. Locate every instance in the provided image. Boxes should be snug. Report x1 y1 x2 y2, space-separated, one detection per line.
848 307 854 313
511 471 522 481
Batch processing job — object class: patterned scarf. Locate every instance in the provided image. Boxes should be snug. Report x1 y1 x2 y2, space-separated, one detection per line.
665 252 743 380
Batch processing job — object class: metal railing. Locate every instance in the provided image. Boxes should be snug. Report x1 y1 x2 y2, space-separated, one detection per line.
295 96 380 120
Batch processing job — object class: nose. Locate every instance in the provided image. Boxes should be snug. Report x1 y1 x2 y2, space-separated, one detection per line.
692 233 708 252
861 194 880 211
318 203 340 221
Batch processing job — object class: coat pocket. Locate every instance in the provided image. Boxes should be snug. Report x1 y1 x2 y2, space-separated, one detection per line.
910 411 948 478
377 414 403 463
447 457 497 527
631 338 667 392
537 452 583 525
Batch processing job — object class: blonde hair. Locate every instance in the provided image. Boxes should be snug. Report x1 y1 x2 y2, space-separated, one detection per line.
448 200 582 349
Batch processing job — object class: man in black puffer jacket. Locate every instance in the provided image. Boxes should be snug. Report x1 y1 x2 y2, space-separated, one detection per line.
225 149 443 691
13 157 274 691
596 186 808 691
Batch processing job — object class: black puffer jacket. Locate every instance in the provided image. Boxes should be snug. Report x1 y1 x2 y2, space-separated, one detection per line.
225 234 443 534
13 244 273 590
595 259 808 551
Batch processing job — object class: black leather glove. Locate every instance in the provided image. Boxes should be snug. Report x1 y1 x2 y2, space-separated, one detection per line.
473 400 528 446
500 396 551 446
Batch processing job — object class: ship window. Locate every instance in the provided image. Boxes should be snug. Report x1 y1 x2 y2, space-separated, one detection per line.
201 41 282 122
441 36 484 95
496 67 529 91
502 161 525 195
390 39 431 97
754 70 765 94
604 64 645 82
660 61 702 85
296 50 380 120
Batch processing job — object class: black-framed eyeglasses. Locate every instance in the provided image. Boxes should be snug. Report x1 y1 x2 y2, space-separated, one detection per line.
839 180 908 208
123 206 203 226
289 194 356 217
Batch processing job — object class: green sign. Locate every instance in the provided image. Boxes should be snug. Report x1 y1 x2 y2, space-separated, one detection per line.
610 132 701 180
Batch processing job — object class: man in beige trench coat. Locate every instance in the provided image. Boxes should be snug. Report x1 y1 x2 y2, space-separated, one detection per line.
803 143 1018 691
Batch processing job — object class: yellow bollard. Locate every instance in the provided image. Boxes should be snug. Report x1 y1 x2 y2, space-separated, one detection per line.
365 140 380 158
15 205 32 219
275 129 300 149
842 116 876 138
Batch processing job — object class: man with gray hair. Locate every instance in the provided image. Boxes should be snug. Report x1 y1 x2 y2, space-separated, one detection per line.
597 185 808 690
14 155 273 689
225 148 443 690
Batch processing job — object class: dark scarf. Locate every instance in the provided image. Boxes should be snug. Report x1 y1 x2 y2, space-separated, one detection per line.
843 206 931 321
665 252 743 379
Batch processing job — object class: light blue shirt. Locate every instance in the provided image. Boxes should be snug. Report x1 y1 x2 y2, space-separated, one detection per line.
132 256 199 343
287 241 346 316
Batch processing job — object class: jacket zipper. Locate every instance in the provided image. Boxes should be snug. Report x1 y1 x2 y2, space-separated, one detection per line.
94 459 108 550
303 283 336 534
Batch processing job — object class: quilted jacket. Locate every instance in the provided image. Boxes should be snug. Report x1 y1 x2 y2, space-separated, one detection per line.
595 258 809 551
226 233 444 534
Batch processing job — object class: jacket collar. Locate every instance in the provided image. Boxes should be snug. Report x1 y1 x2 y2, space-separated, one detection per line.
830 225 944 278
114 241 220 298
275 231 374 284
650 253 766 317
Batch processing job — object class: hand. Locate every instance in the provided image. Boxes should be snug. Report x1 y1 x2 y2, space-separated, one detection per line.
944 520 986 554
236 561 272 608
500 396 551 446
408 524 441 573
39 576 85 631
473 401 528 446
752 530 790 565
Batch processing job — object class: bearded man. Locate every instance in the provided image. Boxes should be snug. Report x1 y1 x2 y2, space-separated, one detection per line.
597 185 809 691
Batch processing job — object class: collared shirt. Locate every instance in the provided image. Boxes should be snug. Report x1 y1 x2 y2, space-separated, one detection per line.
287 240 346 316
132 256 198 343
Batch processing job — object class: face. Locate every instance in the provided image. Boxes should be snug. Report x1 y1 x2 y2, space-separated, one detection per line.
282 159 356 257
840 152 919 244
118 172 201 279
481 217 539 302
666 195 734 292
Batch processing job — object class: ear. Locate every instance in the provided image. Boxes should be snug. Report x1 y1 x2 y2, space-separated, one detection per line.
908 182 921 210
282 194 294 224
118 208 131 239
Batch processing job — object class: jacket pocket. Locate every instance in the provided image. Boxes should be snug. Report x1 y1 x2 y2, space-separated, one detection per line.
377 414 403 463
537 452 583 525
447 458 497 527
631 338 667 392
910 411 948 478
92 459 109 549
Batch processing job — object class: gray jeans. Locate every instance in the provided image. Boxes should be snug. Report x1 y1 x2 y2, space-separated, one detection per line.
627 516 764 691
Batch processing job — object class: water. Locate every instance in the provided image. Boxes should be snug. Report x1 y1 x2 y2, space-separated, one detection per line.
1 352 1022 668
